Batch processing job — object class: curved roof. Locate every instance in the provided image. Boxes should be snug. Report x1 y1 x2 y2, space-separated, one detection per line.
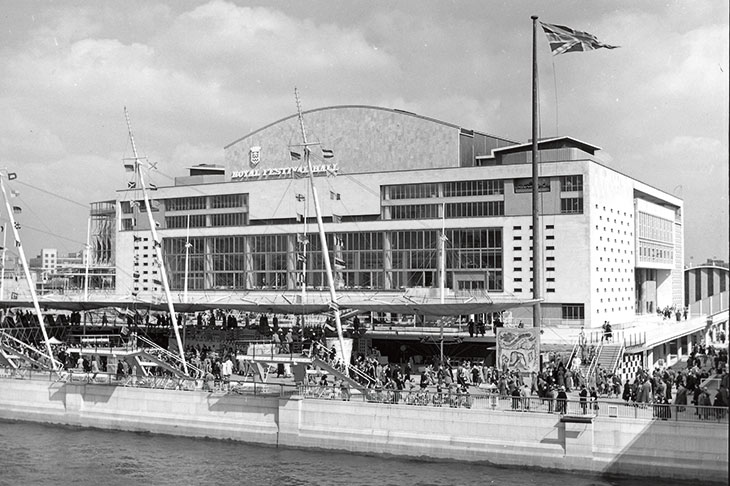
225 105 513 149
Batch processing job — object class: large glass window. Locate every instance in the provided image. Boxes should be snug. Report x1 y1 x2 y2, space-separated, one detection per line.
165 196 206 211
250 235 288 289
210 213 247 227
446 228 503 291
162 236 207 291
445 201 504 218
560 175 583 192
165 215 206 229
562 304 585 320
560 198 584 214
444 179 504 197
211 194 247 209
387 183 439 200
390 205 440 220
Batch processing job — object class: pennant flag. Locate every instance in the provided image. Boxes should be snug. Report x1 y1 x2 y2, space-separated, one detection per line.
120 324 130 336
335 236 344 247
329 191 340 200
290 151 302 161
540 22 619 56
12 206 21 214
295 193 305 202
296 212 304 223
133 235 142 242
332 214 342 224
322 148 334 159
334 257 346 269
324 321 336 332
124 163 135 172
297 253 307 263
15 241 21 247
153 278 163 286
128 181 136 189
10 190 19 198
149 183 158 190
327 301 340 312
7 173 17 180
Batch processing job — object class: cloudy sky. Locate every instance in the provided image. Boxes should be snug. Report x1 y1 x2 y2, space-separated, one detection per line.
0 0 727 264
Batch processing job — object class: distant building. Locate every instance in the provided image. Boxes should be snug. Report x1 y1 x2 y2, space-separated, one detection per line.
94 105 685 329
685 264 729 316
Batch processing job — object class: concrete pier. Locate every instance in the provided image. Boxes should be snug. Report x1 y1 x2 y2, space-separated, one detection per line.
0 377 726 483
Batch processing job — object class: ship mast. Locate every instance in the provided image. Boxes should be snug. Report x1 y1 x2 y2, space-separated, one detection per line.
124 108 189 375
293 89 347 369
0 172 59 370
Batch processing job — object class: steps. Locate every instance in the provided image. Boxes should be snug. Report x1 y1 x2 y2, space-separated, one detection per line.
595 344 624 375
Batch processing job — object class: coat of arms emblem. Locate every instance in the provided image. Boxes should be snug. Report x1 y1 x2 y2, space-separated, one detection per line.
249 146 261 167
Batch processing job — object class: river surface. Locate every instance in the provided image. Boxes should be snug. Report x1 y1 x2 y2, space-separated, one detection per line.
0 419 688 486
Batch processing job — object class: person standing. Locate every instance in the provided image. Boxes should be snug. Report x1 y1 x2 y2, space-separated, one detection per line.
590 387 599 414
579 385 588 414
556 386 568 415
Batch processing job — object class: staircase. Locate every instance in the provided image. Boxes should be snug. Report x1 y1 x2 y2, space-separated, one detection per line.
594 344 624 375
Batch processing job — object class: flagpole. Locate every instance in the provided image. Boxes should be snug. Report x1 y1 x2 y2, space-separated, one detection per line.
294 88 347 371
124 107 188 375
531 16 543 335
84 216 91 301
0 223 6 301
0 174 58 370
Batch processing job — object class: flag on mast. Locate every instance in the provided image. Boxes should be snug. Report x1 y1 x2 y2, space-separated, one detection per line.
540 22 619 56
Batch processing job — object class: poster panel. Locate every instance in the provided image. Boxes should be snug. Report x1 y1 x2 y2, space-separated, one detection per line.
496 328 540 373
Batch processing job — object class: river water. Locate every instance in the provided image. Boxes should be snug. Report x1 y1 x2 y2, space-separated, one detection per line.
0 419 687 486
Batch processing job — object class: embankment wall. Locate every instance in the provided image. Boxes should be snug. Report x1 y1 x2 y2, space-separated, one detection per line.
0 378 726 483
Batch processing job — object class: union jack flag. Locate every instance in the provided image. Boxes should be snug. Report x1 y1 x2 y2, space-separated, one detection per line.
540 22 619 56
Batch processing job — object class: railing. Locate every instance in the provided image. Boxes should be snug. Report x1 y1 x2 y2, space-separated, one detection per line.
567 342 578 370
0 365 299 396
1 367 727 424
136 335 204 378
611 345 625 376
297 384 729 423
585 342 603 385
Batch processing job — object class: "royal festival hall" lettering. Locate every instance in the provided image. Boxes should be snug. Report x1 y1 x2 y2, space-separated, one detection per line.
231 163 338 181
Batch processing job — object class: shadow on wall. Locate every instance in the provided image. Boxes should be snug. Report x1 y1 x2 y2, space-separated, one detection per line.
598 413 728 483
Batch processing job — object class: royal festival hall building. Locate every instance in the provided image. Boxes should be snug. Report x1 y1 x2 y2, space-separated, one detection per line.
96 105 684 330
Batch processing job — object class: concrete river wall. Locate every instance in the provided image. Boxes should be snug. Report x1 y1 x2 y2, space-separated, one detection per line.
0 377 726 483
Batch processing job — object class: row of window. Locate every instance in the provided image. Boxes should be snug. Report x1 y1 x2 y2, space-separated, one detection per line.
384 175 582 202
161 229 504 292
637 241 674 264
123 194 247 215
637 211 673 244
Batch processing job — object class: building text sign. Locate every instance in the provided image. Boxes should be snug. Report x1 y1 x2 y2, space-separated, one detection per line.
231 163 338 181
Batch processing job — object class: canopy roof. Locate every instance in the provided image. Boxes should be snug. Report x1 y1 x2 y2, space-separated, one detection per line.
0 291 539 317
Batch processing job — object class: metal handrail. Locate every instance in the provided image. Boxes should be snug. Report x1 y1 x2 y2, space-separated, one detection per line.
586 342 603 384
136 334 204 377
